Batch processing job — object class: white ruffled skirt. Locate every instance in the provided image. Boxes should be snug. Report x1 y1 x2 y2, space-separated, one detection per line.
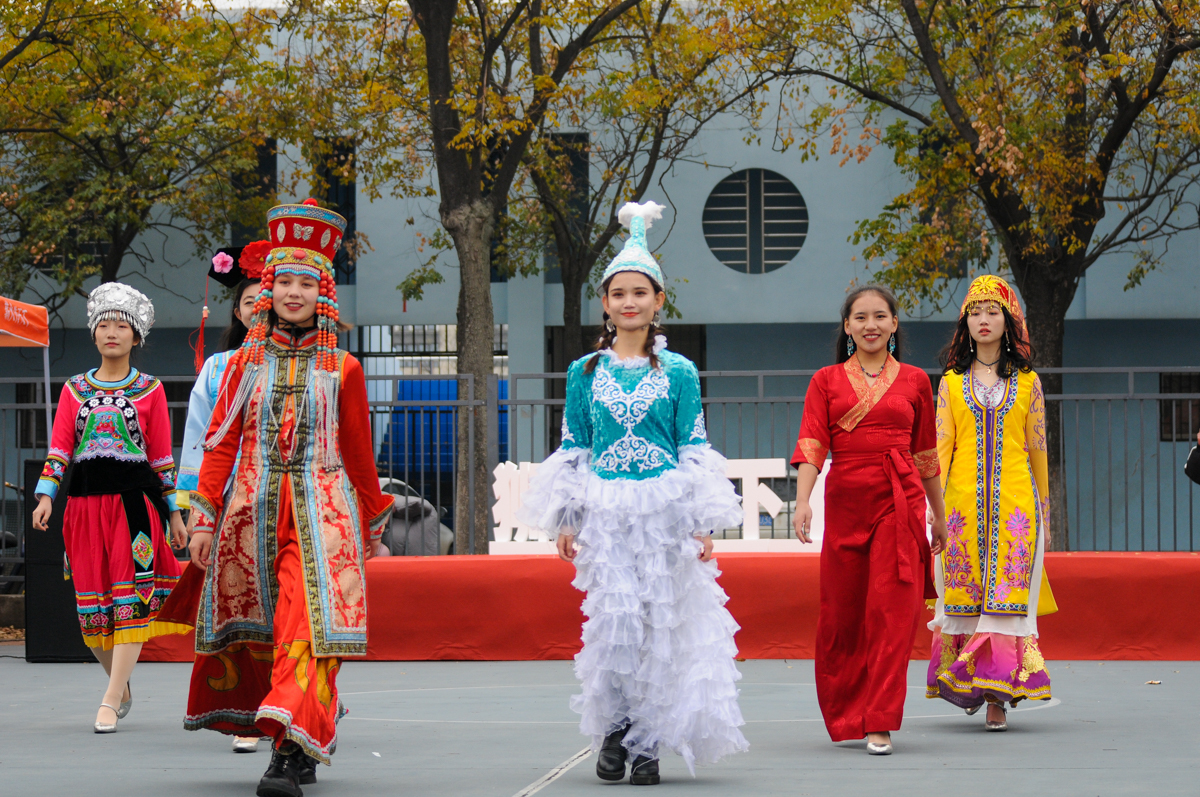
518 445 749 774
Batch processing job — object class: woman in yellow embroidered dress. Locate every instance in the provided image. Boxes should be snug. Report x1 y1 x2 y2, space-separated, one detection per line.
926 275 1057 731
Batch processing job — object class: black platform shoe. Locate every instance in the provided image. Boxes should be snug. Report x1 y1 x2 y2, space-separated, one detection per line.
292 753 318 786
629 755 660 785
596 725 630 781
256 748 303 797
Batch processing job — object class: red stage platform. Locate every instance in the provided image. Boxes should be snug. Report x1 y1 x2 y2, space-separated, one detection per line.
142 552 1200 662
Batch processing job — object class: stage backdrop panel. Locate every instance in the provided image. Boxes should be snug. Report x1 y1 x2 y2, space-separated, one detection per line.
141 552 1200 662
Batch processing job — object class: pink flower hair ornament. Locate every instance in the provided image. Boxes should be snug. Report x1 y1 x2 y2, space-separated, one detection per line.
212 251 235 274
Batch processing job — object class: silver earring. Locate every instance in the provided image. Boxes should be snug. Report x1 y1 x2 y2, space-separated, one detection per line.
888 333 896 354
605 318 616 334
846 337 856 357
652 310 661 326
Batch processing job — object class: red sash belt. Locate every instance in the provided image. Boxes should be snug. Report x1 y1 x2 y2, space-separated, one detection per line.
830 448 937 597
882 449 924 586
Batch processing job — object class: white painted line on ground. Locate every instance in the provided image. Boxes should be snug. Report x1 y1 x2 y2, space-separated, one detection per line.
341 684 578 696
744 697 1062 722
512 747 593 797
345 717 578 724
345 698 1061 727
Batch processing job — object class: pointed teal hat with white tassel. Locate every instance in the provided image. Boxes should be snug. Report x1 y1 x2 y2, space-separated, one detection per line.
602 200 666 286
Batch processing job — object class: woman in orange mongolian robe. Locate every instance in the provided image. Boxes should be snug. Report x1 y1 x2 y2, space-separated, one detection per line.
182 200 393 797
791 285 947 756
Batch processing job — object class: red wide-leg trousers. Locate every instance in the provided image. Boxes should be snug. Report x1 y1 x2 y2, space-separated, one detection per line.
815 452 928 742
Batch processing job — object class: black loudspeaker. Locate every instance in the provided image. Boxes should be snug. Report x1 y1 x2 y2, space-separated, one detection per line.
23 459 93 662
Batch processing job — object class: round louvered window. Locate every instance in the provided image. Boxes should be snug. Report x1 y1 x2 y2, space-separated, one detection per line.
702 168 808 274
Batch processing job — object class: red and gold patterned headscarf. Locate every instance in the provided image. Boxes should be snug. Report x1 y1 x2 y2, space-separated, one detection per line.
960 275 1029 356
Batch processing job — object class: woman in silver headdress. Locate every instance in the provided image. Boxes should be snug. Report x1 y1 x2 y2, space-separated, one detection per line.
32 282 188 733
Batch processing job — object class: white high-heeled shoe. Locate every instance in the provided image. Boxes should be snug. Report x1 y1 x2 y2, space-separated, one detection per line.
866 734 893 755
232 736 261 753
94 703 119 734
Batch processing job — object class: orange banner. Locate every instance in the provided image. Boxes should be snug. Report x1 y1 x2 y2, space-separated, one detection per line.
0 297 49 347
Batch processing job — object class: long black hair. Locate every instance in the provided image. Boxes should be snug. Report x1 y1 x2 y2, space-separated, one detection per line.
939 304 1035 378
218 278 261 351
584 272 666 374
835 283 903 364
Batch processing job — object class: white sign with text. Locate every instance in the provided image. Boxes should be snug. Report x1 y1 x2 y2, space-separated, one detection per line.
490 458 827 554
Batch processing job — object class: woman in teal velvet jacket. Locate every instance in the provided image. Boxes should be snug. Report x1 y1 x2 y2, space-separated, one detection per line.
519 201 747 786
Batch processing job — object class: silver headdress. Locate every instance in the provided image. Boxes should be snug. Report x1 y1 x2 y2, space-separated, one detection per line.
602 201 666 286
87 282 155 341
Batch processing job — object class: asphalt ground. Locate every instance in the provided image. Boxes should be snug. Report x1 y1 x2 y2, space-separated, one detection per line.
0 647 1194 796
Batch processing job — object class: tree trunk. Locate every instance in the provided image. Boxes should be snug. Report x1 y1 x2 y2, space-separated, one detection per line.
445 199 495 555
1017 265 1078 552
101 226 136 283
560 252 588 365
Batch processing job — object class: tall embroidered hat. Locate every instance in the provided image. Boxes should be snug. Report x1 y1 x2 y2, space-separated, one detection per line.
601 201 666 287
961 274 1029 355
206 199 348 468
237 198 347 373
87 282 154 341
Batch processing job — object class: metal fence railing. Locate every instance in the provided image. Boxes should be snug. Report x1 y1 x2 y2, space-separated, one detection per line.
1 365 1196 587
508 367 1200 552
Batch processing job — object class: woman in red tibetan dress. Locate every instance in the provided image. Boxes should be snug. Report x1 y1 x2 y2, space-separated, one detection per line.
33 283 188 733
791 285 947 755
184 200 393 797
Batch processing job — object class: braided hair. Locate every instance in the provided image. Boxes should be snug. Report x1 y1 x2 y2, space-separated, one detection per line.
584 273 666 374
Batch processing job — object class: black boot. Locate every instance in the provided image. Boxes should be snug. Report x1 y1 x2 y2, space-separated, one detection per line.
256 747 303 797
629 755 660 785
292 753 318 786
595 725 630 781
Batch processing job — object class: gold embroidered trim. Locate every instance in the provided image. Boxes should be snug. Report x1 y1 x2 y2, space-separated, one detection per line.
795 437 828 469
837 355 900 432
190 492 218 526
914 448 940 479
367 503 394 540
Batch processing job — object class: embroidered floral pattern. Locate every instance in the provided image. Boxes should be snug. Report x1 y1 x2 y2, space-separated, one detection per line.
935 379 951 441
591 366 675 475
794 437 828 469
73 396 147 463
942 508 981 604
560 414 575 444
995 507 1033 602
594 432 673 474
1029 376 1047 452
131 531 154 569
40 454 68 486
689 408 708 443
913 449 940 479
1019 635 1047 682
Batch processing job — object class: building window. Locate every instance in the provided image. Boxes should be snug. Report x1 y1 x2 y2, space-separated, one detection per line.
702 168 808 274
15 382 61 449
231 139 278 246
161 380 191 447
315 138 357 285
1160 373 1200 442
